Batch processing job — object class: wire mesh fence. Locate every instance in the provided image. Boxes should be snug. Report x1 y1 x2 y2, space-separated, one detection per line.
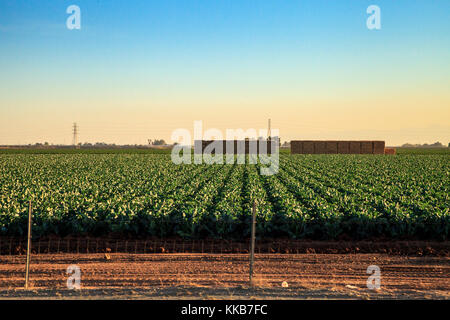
1 237 448 256
0 238 251 255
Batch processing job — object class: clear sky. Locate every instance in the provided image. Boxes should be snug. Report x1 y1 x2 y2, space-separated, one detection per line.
0 0 449 146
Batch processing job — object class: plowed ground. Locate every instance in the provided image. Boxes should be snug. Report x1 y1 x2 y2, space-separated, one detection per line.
0 253 449 299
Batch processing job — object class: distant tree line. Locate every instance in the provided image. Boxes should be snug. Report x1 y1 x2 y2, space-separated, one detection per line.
1 140 173 149
150 139 166 146
401 142 447 148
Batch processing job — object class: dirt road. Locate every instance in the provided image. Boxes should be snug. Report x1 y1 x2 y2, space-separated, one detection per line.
0 253 448 299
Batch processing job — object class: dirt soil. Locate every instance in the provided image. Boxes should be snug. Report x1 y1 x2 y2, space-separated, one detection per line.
0 253 449 299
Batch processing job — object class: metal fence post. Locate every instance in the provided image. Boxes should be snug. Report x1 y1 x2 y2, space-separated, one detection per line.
25 200 32 289
249 200 256 287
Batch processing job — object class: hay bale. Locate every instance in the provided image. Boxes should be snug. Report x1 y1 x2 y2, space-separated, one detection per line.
290 140 389 155
314 141 327 154
349 141 361 154
201 140 226 155
247 140 258 155
361 141 373 154
373 141 385 154
264 140 273 155
384 148 396 155
202 140 213 152
290 141 303 154
303 141 314 154
326 141 338 154
235 140 245 155
194 140 205 154
224 140 235 155
338 141 350 154
290 140 385 155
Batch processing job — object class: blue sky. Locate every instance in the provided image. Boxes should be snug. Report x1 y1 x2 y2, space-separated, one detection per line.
0 0 449 145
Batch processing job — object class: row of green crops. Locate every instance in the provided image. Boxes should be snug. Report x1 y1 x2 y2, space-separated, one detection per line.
0 148 172 154
395 148 450 155
0 153 448 240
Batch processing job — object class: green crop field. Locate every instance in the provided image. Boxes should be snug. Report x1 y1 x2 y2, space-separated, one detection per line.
0 153 448 240
395 148 450 155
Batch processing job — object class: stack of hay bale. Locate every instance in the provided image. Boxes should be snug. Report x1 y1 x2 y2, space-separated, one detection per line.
290 141 386 154
195 140 274 155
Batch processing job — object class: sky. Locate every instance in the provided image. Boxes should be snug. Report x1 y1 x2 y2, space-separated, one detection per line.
0 0 449 146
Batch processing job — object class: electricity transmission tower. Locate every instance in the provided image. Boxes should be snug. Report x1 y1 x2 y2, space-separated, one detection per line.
72 123 79 148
